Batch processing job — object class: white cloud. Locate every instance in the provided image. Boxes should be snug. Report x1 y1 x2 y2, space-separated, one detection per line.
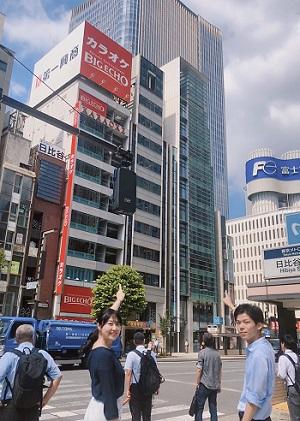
10 81 27 98
185 0 300 196
1 0 71 56
269 102 300 129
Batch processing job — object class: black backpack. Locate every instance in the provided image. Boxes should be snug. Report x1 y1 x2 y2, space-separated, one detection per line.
4 347 48 409
133 349 164 396
283 353 300 394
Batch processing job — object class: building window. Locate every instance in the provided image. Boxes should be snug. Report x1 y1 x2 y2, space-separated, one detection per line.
139 95 162 116
133 245 160 262
0 60 7 72
137 133 162 154
66 265 96 283
141 301 157 321
137 154 161 174
138 114 162 135
13 174 22 194
136 176 161 195
148 72 156 91
9 203 18 222
135 221 160 238
136 198 160 216
139 272 159 287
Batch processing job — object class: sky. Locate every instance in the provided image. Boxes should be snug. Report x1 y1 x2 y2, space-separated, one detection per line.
1 0 300 219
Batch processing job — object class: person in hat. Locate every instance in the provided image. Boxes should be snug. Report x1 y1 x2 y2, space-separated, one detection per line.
124 332 157 421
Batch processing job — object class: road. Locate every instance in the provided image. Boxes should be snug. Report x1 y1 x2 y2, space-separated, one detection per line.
40 359 245 420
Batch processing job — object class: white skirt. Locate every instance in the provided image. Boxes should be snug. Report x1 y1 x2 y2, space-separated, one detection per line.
84 396 122 421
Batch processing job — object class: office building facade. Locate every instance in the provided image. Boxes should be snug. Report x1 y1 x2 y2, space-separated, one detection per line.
23 23 166 329
128 55 165 327
0 113 35 316
69 0 229 217
226 149 300 316
163 58 216 351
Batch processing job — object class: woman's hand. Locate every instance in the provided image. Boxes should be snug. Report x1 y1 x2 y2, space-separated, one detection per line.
116 284 125 303
110 284 125 311
223 291 235 311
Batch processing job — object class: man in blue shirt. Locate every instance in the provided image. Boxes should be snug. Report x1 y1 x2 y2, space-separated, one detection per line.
0 324 62 421
234 304 275 421
124 332 157 421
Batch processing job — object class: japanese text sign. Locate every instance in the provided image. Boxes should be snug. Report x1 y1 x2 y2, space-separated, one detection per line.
79 89 107 117
263 245 300 279
39 141 65 161
30 22 132 106
60 285 93 314
81 22 132 102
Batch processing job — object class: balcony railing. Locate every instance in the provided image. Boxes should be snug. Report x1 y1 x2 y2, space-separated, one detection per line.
73 195 107 210
68 250 95 260
70 221 97 234
76 170 100 184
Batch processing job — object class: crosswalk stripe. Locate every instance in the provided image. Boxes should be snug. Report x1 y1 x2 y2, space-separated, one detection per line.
41 404 218 420
157 411 224 421
51 392 91 401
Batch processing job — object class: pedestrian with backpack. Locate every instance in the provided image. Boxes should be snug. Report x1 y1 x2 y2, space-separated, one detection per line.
0 324 62 421
277 334 300 421
124 332 163 421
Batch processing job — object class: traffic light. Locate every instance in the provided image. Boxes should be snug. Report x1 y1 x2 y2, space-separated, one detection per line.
111 167 136 215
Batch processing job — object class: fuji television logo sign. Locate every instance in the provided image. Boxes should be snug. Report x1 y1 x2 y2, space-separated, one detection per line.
246 156 300 183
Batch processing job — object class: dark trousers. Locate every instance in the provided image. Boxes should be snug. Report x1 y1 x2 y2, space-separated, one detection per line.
129 383 152 421
196 383 218 421
238 412 271 421
0 401 39 421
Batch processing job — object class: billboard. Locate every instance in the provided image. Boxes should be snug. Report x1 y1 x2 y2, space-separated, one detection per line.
60 285 93 314
29 24 83 106
263 245 300 279
81 22 132 102
246 156 300 184
285 212 300 245
30 22 132 106
79 89 107 117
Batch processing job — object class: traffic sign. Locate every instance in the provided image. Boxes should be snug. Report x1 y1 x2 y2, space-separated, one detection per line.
285 212 300 245
213 316 223 325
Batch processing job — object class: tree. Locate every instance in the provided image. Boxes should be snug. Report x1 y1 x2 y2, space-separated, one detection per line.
159 311 174 355
92 265 147 323
0 248 7 273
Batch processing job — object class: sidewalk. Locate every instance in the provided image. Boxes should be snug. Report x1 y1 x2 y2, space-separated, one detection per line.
156 352 246 362
219 407 290 421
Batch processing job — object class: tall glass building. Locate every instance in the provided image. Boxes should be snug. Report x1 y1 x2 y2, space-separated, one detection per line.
163 58 216 350
69 0 229 217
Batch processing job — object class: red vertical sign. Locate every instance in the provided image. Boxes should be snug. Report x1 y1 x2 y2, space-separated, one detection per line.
55 103 80 295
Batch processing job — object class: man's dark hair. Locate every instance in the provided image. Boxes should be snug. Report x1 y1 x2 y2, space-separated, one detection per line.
133 331 145 345
203 332 215 349
280 334 297 353
234 304 264 324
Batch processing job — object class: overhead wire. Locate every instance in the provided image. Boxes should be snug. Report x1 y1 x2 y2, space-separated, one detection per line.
0 44 81 119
